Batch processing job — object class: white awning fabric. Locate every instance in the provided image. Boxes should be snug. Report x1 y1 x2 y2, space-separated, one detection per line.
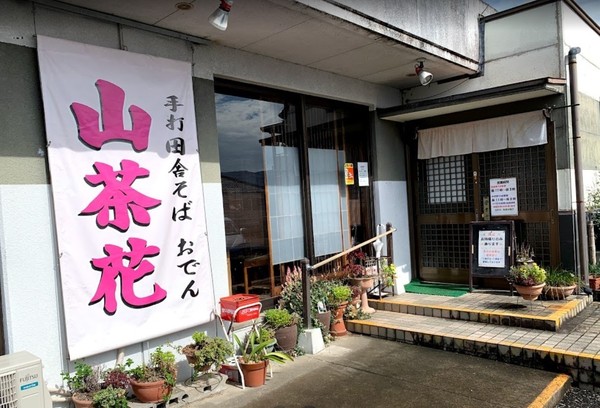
417 111 547 160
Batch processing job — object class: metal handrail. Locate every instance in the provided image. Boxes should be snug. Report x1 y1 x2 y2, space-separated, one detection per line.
308 227 396 272
301 224 396 329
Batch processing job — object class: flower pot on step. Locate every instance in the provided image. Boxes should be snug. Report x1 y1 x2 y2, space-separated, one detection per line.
330 302 348 337
513 283 545 301
544 285 576 300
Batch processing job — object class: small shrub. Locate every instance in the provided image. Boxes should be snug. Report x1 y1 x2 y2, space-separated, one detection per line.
545 267 579 287
507 263 546 286
264 308 295 329
92 386 128 408
61 361 102 397
329 285 352 307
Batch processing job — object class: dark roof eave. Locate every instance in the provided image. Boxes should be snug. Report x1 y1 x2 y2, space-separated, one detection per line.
378 78 566 121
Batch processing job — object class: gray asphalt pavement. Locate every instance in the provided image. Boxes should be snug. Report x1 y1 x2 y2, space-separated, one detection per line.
182 333 564 408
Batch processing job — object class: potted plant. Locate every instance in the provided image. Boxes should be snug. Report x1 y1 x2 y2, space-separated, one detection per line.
102 364 130 392
234 323 293 387
328 283 352 336
91 386 128 408
127 346 177 403
263 308 299 352
380 259 397 291
311 279 334 337
589 263 600 291
279 266 331 341
179 331 234 380
544 267 579 300
61 361 103 408
507 262 547 301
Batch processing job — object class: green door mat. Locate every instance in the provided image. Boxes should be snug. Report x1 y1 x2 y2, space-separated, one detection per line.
404 280 469 297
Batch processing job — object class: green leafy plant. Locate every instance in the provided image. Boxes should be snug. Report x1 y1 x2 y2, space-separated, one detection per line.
61 361 102 401
92 386 128 408
234 323 293 365
589 263 600 278
507 263 547 286
279 267 335 327
328 284 352 307
586 175 600 226
545 267 579 287
127 346 177 389
263 308 296 329
179 331 234 376
380 259 397 288
344 303 372 321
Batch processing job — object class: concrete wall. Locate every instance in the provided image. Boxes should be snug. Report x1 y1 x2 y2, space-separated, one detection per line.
561 4 600 205
371 115 412 289
403 2 562 103
0 0 404 399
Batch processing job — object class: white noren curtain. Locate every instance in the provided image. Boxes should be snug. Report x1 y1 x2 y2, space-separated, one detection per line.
418 111 547 160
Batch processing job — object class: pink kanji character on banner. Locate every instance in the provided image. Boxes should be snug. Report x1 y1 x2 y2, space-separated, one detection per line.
80 159 161 232
90 237 166 315
71 79 151 151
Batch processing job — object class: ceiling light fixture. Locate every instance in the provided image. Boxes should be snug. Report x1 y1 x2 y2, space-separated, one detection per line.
175 2 193 11
208 0 234 31
415 59 433 86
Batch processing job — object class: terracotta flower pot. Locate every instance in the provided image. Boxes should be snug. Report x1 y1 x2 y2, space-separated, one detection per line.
544 285 576 300
330 302 348 337
72 394 93 408
238 360 267 387
589 277 600 291
514 283 545 301
130 379 171 403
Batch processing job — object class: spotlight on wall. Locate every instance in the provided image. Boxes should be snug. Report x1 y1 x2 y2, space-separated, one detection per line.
415 59 433 86
208 0 234 31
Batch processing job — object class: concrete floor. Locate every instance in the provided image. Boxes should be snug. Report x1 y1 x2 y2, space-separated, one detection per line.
179 333 566 408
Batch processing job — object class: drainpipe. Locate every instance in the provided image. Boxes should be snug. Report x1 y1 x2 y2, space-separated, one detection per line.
568 47 589 282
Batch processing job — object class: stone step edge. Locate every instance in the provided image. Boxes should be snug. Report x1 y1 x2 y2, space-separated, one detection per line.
347 318 600 389
368 295 592 332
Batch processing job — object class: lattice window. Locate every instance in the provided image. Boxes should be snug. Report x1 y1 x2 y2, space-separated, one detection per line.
417 155 474 214
517 222 551 267
479 145 548 212
420 224 470 269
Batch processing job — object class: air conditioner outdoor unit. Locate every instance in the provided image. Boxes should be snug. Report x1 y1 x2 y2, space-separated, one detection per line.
0 351 52 408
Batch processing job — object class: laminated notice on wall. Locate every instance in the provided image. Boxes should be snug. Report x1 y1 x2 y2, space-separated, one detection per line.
490 177 518 216
357 162 369 186
345 163 354 185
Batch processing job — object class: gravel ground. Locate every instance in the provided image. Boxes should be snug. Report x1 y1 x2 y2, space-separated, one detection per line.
557 387 600 407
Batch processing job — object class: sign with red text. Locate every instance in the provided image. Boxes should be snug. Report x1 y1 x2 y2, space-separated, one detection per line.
490 177 518 216
37 36 212 359
477 230 506 268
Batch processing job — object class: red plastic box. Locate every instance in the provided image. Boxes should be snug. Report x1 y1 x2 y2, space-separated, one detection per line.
220 294 261 322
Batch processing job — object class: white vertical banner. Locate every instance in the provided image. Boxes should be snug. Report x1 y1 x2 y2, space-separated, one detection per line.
37 36 213 359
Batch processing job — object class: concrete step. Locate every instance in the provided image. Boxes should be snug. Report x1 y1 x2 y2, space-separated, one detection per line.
368 293 592 331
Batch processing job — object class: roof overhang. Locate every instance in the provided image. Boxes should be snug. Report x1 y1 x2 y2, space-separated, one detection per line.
378 78 566 123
